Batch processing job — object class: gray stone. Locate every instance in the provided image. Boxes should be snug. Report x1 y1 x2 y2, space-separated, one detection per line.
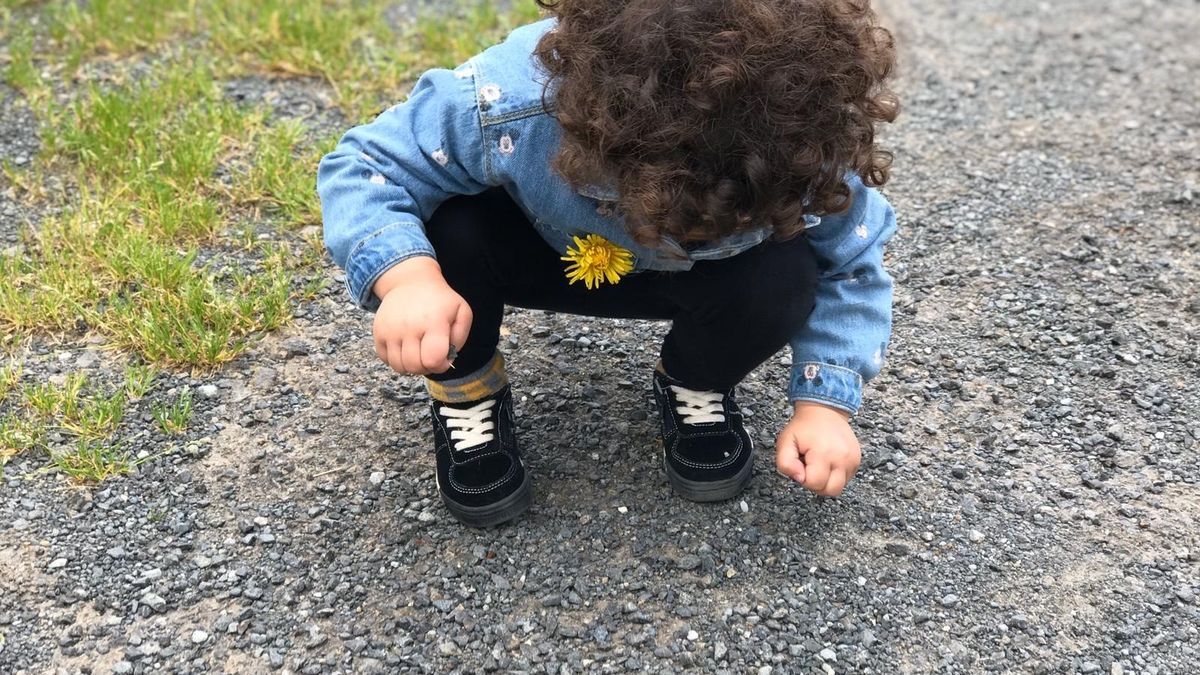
140 592 167 613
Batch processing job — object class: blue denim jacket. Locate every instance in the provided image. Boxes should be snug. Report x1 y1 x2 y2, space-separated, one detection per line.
318 19 896 414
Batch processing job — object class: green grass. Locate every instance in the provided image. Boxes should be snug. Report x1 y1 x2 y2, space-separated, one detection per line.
231 121 332 227
49 440 135 483
0 0 543 481
122 365 158 400
153 389 193 435
1 416 43 466
0 361 20 403
0 365 185 480
3 29 43 95
24 373 126 440
44 0 197 68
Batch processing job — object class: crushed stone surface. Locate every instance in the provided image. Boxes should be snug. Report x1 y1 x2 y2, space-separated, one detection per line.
1 0 1198 672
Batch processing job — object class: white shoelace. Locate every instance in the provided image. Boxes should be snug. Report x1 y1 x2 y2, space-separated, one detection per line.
440 400 497 451
670 385 726 425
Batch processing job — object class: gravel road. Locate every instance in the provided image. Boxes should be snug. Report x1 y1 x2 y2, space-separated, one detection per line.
1 0 1197 673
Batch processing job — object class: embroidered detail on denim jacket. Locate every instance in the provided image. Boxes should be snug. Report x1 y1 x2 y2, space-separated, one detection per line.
480 84 502 103
431 149 449 166
498 135 515 155
804 364 820 380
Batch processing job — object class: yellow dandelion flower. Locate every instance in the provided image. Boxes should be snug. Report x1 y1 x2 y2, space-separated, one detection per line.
561 234 635 290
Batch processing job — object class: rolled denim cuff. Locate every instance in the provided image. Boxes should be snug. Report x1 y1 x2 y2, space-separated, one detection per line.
787 362 863 415
344 221 437 312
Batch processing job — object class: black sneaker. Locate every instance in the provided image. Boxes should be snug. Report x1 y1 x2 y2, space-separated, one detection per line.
652 371 754 502
431 386 531 527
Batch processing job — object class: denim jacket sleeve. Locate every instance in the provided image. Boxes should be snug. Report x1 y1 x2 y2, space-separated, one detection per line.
318 65 494 311
788 174 897 414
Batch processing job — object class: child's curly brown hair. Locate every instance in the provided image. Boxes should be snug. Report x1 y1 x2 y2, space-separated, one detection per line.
533 0 899 246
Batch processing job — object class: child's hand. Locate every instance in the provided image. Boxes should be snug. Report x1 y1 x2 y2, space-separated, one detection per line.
372 256 473 375
774 403 861 497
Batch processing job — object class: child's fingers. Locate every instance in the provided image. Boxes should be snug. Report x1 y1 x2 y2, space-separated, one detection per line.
774 433 807 483
401 336 427 374
374 339 388 365
801 457 832 494
386 341 408 374
449 302 473 355
420 330 451 373
821 468 848 497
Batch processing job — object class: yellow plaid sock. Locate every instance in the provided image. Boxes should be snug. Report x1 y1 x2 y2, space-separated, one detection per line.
425 352 508 403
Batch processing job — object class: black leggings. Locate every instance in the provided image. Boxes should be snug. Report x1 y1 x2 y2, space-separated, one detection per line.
425 188 818 391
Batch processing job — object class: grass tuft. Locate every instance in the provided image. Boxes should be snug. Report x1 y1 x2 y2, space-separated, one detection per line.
24 374 125 440
0 361 21 403
122 365 157 400
230 121 330 227
49 439 134 483
4 28 46 95
1 416 43 466
153 388 193 435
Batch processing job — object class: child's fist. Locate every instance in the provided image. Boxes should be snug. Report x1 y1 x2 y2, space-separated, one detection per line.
372 257 472 376
774 403 861 497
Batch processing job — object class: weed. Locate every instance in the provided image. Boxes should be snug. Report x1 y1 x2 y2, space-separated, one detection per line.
123 364 157 400
23 374 127 440
65 392 127 440
0 416 43 465
153 388 193 435
25 373 87 421
0 360 21 403
4 29 45 95
49 439 134 483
